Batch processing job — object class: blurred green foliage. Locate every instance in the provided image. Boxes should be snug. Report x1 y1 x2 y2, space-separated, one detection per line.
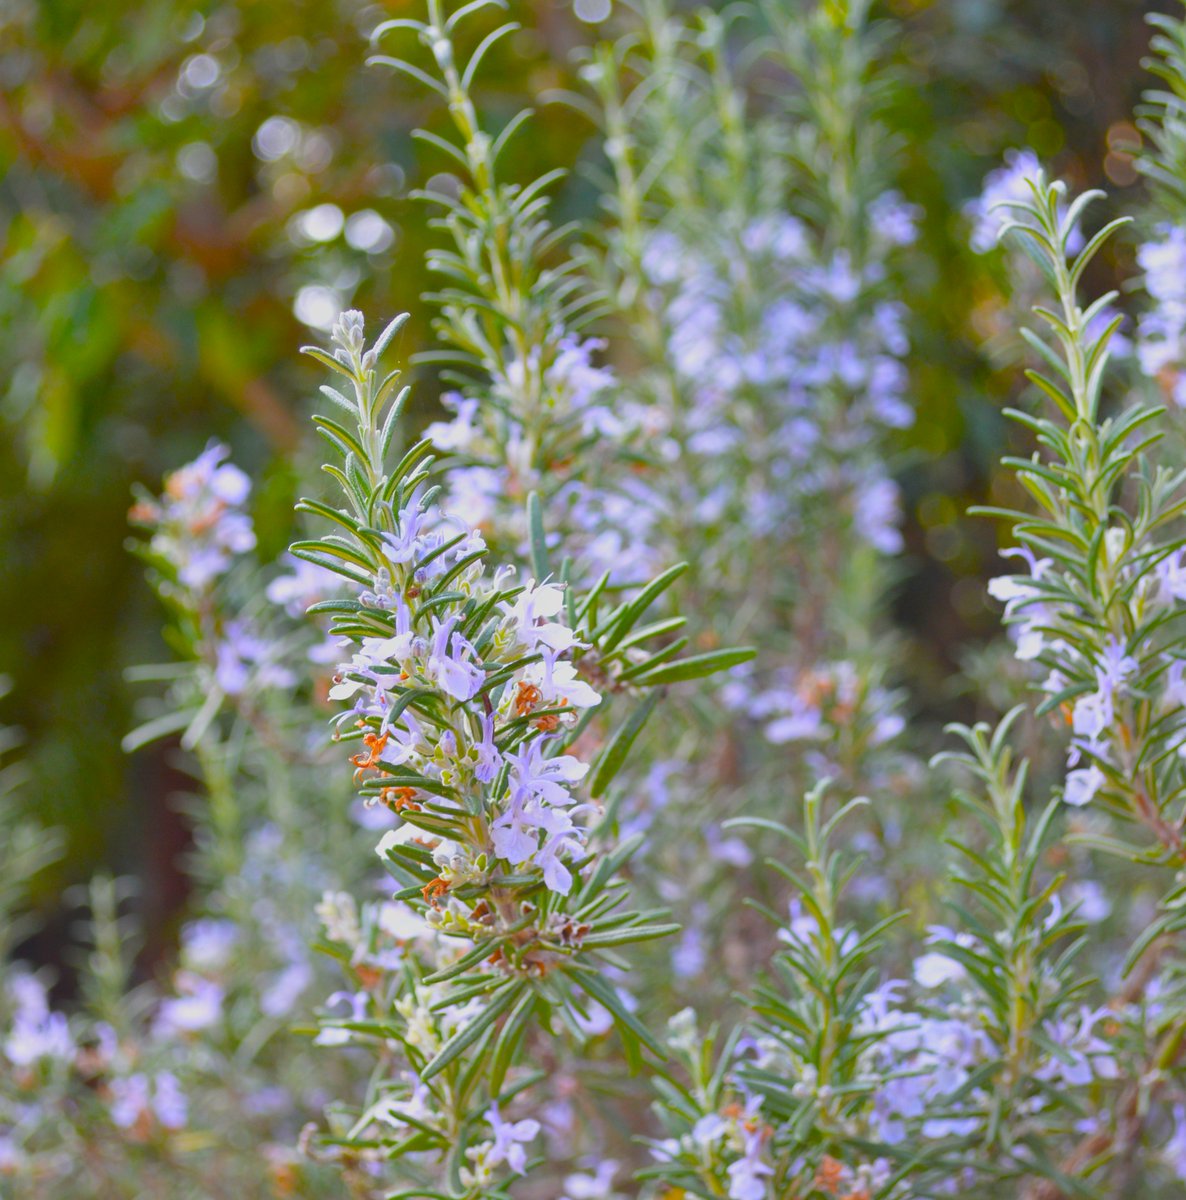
0 0 1170 929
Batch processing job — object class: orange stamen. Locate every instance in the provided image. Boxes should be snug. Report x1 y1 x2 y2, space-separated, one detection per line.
380 786 419 812
514 682 542 716
815 1157 845 1195
350 731 389 772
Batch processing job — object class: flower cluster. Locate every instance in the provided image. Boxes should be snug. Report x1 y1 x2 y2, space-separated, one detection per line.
370 11 663 590
724 658 905 765
635 208 916 565
331 546 599 898
556 1 936 1034
130 441 255 590
297 304 746 1190
129 443 306 712
982 177 1186 845
424 337 662 583
1135 224 1186 402
0 886 203 1180
965 148 1046 254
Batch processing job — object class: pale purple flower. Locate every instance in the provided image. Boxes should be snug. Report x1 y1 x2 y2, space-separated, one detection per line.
853 475 903 555
1064 764 1105 807
673 906 708 978
1164 1103 1186 1180
378 710 430 768
506 740 589 807
110 1072 187 1131
966 149 1044 253
266 554 341 616
913 951 965 989
691 1113 728 1146
742 214 809 259
446 465 504 528
869 192 921 247
153 974 224 1038
315 990 370 1046
260 960 313 1018
704 823 752 868
1157 550 1186 604
572 988 636 1039
474 712 502 782
375 1074 434 1129
811 251 862 303
913 925 976 988
143 441 256 588
152 1072 188 1129
1137 224 1186 393
1036 1007 1118 1087
485 1104 540 1175
1066 879 1111 922
1071 688 1113 747
547 336 615 413
761 690 823 744
490 762 586 887
3 976 72 1066
109 1073 151 1128
425 617 484 701
778 897 858 957
382 505 432 564
180 918 238 971
425 393 482 451
329 601 418 704
214 620 295 695
490 796 544 866
1095 637 1137 695
535 829 584 894
988 546 1055 660
641 229 686 284
726 1123 772 1200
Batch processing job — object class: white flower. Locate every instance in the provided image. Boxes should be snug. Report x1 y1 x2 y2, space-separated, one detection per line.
1064 764 1105 807
316 890 361 946
378 901 431 941
372 1075 435 1130
503 580 578 653
518 649 601 711
561 1160 620 1200
913 951 965 989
